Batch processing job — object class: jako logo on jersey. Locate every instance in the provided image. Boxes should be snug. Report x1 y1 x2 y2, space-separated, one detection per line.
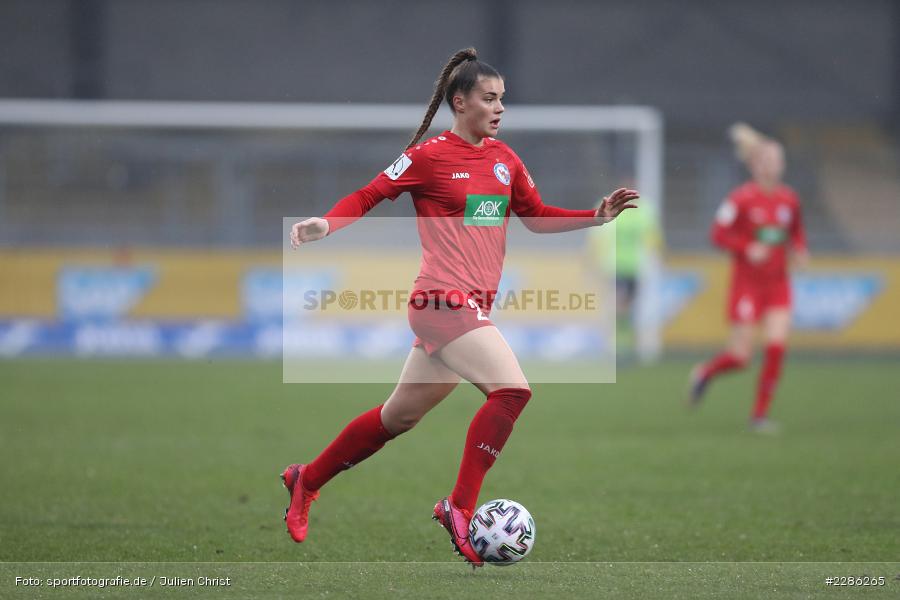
476 442 501 458
493 162 511 185
384 153 412 180
464 194 509 227
451 172 470 179
750 207 767 224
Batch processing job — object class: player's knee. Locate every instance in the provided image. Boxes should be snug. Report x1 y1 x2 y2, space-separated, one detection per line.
381 411 420 435
728 341 752 365
731 352 750 367
394 413 422 434
766 331 789 346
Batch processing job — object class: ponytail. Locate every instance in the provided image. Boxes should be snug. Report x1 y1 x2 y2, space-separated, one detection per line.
729 121 786 175
729 122 768 164
407 47 501 149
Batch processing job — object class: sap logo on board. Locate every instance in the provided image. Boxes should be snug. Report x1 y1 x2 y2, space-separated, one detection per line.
792 274 883 330
58 267 156 321
661 271 704 324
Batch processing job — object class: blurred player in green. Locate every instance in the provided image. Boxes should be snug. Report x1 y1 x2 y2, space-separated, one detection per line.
586 181 663 363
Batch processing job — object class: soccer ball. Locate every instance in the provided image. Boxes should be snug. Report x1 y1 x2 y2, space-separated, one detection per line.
468 499 536 566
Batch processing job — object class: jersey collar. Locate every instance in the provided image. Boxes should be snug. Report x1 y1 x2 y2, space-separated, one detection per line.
442 130 491 151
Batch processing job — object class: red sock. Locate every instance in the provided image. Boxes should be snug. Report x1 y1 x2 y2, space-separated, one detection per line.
301 404 396 491
753 344 785 419
700 351 747 381
450 387 532 514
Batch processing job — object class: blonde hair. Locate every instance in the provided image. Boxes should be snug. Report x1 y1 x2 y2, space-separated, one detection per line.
728 122 770 163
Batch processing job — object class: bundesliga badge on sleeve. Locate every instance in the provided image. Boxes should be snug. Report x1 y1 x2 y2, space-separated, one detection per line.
384 153 412 180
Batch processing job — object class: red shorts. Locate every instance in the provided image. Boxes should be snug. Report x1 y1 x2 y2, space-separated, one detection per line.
728 278 791 323
407 289 494 355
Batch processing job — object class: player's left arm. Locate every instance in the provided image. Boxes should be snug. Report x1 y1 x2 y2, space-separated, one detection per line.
789 193 810 269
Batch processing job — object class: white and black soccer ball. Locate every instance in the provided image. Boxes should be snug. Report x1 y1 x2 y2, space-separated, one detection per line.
468 499 536 566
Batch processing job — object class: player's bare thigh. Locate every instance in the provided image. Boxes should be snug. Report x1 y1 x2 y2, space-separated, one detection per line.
381 346 460 435
762 308 791 344
727 322 755 361
436 325 530 395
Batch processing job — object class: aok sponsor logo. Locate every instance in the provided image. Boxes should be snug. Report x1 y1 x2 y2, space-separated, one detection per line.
464 194 509 226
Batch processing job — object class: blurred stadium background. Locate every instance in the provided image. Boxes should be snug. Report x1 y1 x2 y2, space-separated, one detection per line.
1 0 899 360
2 2 900 595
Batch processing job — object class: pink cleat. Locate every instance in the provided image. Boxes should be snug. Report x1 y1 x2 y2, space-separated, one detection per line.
432 497 483 568
281 464 319 543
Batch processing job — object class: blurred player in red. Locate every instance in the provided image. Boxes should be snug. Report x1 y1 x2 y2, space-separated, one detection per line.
689 123 809 432
282 48 638 566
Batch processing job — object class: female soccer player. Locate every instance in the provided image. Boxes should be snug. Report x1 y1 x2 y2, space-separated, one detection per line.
689 123 808 432
283 48 639 566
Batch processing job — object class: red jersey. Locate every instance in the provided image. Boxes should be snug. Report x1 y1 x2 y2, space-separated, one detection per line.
363 130 596 307
711 181 807 283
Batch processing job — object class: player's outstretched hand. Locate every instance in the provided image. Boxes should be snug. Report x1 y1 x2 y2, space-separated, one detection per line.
596 188 640 223
792 247 810 270
290 218 330 248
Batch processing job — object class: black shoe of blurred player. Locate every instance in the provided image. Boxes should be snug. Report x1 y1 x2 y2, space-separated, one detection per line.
687 364 709 408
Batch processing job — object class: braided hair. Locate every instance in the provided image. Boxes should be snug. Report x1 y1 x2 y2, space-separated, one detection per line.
407 47 503 148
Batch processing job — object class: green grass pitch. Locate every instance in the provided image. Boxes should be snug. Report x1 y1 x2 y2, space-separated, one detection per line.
1 357 898 598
